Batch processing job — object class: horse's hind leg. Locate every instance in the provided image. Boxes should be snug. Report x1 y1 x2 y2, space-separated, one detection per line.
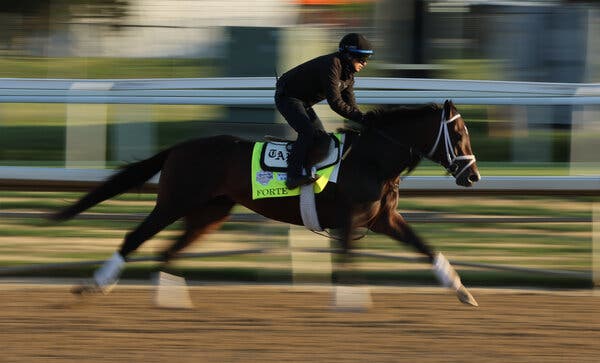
74 205 183 295
370 212 478 307
160 196 235 263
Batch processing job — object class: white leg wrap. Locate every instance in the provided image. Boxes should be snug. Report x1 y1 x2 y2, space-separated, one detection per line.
94 252 125 288
432 253 462 290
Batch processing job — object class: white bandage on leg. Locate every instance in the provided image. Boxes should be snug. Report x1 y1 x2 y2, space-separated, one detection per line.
432 252 462 290
93 252 125 288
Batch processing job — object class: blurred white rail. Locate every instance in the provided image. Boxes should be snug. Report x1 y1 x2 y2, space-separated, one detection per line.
1 166 599 195
0 77 599 105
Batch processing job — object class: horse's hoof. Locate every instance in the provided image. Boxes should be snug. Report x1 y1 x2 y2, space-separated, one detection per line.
72 284 99 296
71 282 116 296
456 285 479 307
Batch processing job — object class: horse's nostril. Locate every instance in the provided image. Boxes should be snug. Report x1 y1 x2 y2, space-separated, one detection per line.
468 173 480 183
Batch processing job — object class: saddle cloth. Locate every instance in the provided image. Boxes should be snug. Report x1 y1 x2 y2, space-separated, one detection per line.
251 133 344 200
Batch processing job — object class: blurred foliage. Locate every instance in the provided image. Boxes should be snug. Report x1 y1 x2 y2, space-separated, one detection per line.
437 59 508 81
0 0 129 24
0 0 51 14
0 57 217 78
0 104 224 166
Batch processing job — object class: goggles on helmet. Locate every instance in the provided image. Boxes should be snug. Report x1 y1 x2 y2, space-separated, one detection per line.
340 46 373 61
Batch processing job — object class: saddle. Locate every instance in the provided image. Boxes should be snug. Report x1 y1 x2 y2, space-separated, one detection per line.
260 133 342 172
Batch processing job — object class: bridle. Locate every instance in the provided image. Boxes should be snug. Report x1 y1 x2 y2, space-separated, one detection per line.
426 108 476 179
365 106 476 180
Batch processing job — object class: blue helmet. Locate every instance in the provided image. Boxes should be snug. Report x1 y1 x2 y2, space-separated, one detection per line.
339 33 374 61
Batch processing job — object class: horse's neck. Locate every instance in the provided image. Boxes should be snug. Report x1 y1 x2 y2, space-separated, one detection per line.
348 128 421 180
378 112 434 151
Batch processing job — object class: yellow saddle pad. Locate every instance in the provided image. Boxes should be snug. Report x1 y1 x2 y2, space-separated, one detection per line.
251 133 343 200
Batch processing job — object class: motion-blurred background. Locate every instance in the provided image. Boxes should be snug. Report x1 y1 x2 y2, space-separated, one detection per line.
0 0 598 169
0 0 598 287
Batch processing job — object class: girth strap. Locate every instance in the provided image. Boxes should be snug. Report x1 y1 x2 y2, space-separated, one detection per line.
299 181 323 232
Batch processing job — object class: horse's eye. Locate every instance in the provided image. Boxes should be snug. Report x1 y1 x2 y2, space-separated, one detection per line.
453 133 462 144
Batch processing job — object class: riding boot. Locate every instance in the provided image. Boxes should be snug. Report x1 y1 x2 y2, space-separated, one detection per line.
286 138 317 189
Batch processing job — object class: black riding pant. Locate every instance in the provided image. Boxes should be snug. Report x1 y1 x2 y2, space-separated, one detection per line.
275 92 325 176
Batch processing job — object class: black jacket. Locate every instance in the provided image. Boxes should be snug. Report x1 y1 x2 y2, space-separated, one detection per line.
276 52 363 122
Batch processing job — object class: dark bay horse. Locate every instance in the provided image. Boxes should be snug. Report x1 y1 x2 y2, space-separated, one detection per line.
52 100 481 306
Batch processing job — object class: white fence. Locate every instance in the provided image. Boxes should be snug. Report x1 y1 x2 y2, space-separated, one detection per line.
0 76 599 105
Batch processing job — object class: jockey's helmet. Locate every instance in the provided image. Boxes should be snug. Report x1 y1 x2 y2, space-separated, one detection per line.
339 33 374 62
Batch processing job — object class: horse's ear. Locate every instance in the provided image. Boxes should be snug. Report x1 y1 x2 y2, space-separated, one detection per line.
443 99 453 115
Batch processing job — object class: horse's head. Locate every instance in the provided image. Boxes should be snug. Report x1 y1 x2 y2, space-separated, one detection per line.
362 101 480 187
426 100 480 187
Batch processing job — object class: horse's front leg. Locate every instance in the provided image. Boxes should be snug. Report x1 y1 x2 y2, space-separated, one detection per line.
332 203 372 287
370 212 478 307
336 201 377 253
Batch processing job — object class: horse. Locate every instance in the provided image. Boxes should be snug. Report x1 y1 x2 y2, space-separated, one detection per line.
51 99 481 306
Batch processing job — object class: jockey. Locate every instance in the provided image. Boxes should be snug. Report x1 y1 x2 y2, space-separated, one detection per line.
275 33 373 189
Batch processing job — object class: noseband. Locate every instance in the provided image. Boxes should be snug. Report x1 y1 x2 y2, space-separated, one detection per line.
427 109 476 179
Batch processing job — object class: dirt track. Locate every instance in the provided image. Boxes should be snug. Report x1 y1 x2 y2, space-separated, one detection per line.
0 284 598 363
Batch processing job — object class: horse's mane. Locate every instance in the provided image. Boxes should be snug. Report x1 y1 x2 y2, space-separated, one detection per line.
367 103 441 125
337 103 440 135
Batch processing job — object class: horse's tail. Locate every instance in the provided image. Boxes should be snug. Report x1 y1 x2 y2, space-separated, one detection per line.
50 148 172 221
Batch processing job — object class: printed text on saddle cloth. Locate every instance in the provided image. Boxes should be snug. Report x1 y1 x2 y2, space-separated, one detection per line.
266 147 290 167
